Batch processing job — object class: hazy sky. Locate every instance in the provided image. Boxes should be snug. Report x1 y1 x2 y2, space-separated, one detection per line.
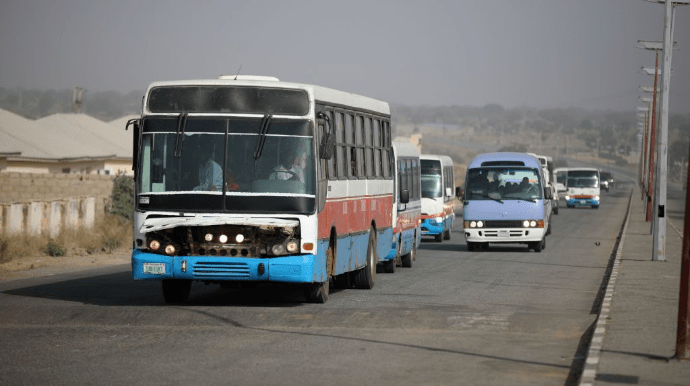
1 0 689 112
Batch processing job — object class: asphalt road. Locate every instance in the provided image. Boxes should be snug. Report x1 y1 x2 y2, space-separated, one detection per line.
0 182 632 386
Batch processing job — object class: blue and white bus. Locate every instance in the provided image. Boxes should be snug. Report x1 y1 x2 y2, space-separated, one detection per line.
128 75 395 303
381 141 422 272
462 152 552 252
420 155 455 242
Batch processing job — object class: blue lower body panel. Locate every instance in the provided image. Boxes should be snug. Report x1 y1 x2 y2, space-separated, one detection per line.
132 249 325 284
566 198 599 208
421 218 451 237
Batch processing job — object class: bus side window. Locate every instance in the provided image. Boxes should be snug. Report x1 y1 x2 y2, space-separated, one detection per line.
345 113 356 178
373 119 381 177
356 115 365 178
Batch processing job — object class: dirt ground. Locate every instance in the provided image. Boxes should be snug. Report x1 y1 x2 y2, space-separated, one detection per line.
0 249 130 281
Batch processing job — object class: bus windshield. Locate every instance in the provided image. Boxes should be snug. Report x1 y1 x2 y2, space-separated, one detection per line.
421 159 442 198
139 117 314 197
465 167 542 201
567 170 599 188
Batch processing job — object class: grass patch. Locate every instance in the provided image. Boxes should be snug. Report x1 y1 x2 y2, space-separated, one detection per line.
0 214 132 264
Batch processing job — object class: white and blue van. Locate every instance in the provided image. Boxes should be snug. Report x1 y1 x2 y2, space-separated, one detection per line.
462 152 552 252
564 168 600 209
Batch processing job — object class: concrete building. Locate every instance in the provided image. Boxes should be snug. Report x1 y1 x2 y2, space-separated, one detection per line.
0 108 134 175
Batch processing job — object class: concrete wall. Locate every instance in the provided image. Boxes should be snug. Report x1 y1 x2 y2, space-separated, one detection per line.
0 172 116 237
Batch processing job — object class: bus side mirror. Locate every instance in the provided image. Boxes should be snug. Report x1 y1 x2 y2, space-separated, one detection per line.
126 118 140 174
400 189 410 204
456 186 464 199
319 133 335 159
544 187 552 200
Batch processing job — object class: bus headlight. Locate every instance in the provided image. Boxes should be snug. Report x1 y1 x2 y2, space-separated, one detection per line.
565 195 571 201
236 234 245 243
149 239 161 251
594 196 600 201
470 221 477 228
523 220 530 228
272 244 285 255
530 220 537 227
218 234 228 243
476 221 484 228
204 233 213 242
164 244 176 255
286 241 299 253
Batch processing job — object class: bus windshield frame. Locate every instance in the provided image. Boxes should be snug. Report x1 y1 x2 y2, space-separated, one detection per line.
465 167 543 202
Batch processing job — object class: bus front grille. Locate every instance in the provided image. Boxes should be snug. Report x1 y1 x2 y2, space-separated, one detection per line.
192 261 250 279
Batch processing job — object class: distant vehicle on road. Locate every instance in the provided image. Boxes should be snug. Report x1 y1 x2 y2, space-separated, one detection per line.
461 152 552 252
554 167 568 196
528 153 558 215
420 155 456 242
381 141 422 271
565 168 600 209
600 171 614 192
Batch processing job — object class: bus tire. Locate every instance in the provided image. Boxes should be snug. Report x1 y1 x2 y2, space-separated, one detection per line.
401 238 416 268
383 258 396 273
162 279 191 304
305 281 329 303
532 238 545 252
354 228 377 289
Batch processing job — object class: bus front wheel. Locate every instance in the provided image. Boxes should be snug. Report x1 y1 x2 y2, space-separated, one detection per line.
305 281 329 303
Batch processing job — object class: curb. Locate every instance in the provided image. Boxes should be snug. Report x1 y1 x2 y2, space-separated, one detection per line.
578 189 634 386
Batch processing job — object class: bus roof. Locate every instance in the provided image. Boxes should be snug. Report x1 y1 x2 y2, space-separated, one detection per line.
567 167 599 172
420 154 453 166
143 77 390 116
467 152 541 169
393 141 420 159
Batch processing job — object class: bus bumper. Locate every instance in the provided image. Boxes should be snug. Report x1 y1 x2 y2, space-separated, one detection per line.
566 198 600 207
132 249 324 283
463 227 546 243
421 218 445 236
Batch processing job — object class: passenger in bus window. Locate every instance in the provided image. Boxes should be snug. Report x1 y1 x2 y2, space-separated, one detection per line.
195 153 223 191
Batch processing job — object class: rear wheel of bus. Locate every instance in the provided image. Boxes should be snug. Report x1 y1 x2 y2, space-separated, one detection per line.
401 235 416 268
354 228 377 289
162 279 192 304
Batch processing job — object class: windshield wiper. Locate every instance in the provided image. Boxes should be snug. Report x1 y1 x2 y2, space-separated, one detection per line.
470 193 504 204
173 112 188 158
253 114 272 160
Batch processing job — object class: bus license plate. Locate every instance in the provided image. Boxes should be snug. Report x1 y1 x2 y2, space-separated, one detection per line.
580 200 587 204
143 263 166 275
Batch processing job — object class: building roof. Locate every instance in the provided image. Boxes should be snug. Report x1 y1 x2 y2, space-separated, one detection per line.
0 108 133 160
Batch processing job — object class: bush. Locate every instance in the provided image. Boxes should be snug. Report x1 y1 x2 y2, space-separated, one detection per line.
43 242 66 257
109 173 134 221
